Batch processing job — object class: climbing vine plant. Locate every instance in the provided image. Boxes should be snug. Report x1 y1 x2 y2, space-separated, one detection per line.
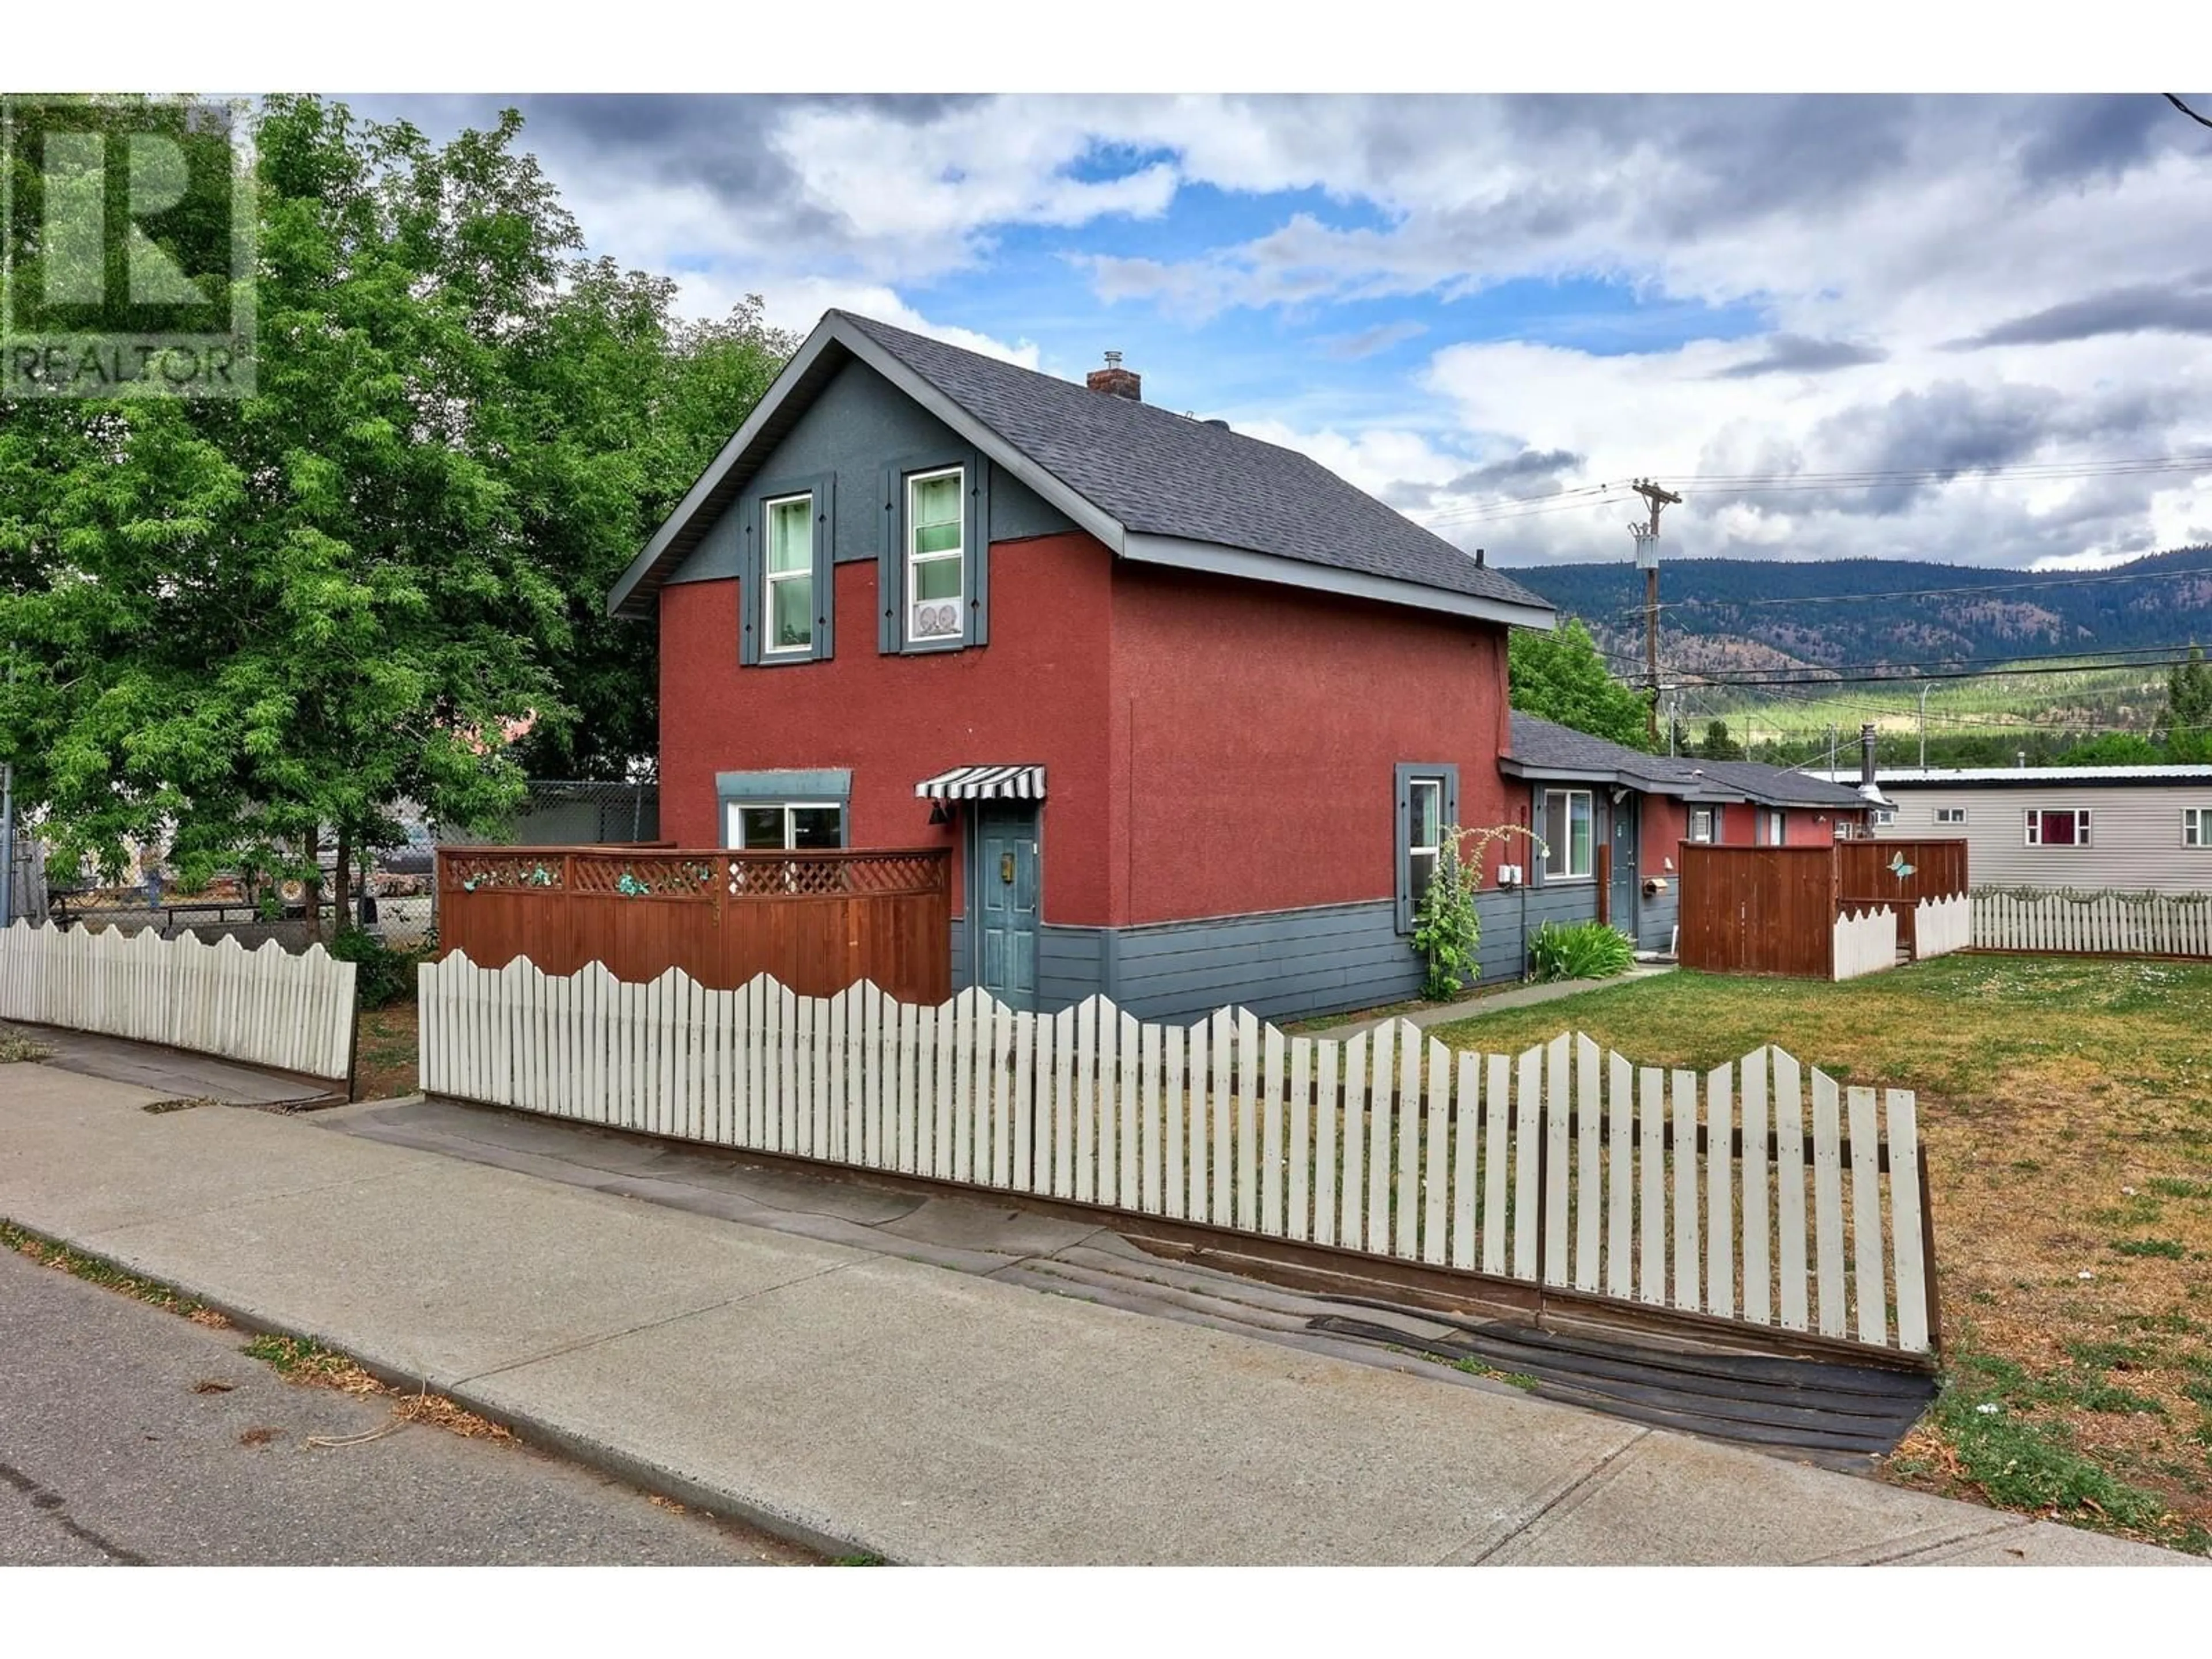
1411 824 1547 1001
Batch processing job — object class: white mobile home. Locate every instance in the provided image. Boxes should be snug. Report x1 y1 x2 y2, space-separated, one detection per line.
1819 764 2212 896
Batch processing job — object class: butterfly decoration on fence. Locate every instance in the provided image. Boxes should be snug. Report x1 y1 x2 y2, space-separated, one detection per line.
1888 851 1916 881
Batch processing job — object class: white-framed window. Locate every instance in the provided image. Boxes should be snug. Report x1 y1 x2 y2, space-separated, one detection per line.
762 492 815 655
727 801 844 851
1688 807 1715 843
1542 789 1594 880
1870 806 1899 827
1935 806 1966 825
906 465 965 645
2025 808 2091 847
1754 808 1786 846
2186 807 2212 849
1407 778 1442 907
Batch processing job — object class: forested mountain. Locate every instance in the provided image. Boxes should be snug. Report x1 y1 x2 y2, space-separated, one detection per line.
1505 544 2212 676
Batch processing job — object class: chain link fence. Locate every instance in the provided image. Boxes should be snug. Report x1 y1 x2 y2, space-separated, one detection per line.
382 779 661 952
6 781 658 956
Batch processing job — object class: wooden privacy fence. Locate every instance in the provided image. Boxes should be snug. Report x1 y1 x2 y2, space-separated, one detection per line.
1679 840 1971 979
1972 888 2212 959
437 846 952 1005
0 918 356 1082
418 953 1936 1358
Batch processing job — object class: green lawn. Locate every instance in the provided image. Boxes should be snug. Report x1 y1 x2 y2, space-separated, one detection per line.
1427 955 2212 1556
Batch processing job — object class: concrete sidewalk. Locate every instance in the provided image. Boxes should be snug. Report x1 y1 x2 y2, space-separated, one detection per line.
1300 964 1675 1042
0 1059 2191 1566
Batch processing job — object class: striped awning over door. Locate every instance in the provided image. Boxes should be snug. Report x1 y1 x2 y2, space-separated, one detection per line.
914 764 1047 802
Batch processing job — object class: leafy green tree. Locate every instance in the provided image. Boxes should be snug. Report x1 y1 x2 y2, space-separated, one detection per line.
1699 718 1745 760
1509 618 1655 751
0 97 793 928
2162 645 2212 763
2054 732 2160 766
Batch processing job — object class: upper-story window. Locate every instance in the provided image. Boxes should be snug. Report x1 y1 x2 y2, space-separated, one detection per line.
2184 807 2211 848
738 473 834 667
906 466 965 645
2026 808 2091 847
763 493 815 656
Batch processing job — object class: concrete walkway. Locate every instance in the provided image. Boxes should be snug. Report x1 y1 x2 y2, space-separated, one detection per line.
1302 964 1676 1042
0 1055 2191 1566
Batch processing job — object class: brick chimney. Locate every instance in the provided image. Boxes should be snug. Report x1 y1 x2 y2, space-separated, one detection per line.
1086 349 1141 402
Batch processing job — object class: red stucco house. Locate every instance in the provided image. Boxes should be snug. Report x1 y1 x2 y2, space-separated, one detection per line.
609 310 1569 1020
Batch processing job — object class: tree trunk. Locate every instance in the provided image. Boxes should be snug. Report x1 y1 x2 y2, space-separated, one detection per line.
303 827 324 945
332 822 352 938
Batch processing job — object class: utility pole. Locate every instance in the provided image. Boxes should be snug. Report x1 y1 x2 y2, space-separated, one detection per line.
1628 478 1683 744
1918 681 1933 771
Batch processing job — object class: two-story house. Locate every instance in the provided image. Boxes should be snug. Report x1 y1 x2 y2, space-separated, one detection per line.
608 310 1559 1021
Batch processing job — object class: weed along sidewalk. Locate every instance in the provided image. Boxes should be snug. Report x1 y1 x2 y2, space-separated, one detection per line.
1 1044 2195 1565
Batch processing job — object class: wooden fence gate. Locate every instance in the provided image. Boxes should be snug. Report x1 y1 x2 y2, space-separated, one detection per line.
419 953 1937 1362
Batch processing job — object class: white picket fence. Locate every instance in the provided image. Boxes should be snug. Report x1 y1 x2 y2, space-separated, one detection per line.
1914 893 1971 960
419 953 1931 1354
0 918 357 1082
1972 888 2212 958
1830 906 1897 982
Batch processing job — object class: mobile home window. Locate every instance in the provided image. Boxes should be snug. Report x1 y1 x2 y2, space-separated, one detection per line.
1688 807 1715 843
2187 808 2212 848
1542 789 1593 880
762 493 815 654
2025 808 2090 847
906 466 965 645
1935 806 1966 825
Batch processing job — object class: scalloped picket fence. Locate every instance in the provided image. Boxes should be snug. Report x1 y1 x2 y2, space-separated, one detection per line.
419 951 1932 1355
0 918 357 1082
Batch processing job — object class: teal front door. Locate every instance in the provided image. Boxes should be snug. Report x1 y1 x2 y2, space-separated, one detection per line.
975 807 1040 1009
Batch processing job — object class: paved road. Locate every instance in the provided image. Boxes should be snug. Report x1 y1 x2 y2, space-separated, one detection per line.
0 1247 812 1566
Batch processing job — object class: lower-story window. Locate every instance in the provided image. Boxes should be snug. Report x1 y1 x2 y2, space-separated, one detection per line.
2184 806 2211 848
1688 807 1715 843
728 801 845 850
1758 808 1786 846
1541 789 1593 879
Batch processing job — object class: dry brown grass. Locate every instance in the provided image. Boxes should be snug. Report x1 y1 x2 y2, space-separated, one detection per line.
1427 954 2212 1552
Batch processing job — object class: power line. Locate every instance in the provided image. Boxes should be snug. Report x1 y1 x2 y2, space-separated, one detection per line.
1604 558 2212 619
1594 638 2197 684
1418 451 2212 527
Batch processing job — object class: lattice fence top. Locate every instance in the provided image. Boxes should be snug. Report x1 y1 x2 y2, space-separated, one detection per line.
441 847 948 901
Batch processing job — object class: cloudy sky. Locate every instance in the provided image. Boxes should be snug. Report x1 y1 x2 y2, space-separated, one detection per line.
367 93 2212 573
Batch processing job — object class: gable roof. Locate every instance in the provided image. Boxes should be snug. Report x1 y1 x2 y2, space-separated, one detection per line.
1505 714 1872 811
608 310 1556 628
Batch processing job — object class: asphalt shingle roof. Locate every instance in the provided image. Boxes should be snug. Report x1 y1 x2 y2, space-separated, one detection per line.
1507 714 1870 809
836 311 1552 613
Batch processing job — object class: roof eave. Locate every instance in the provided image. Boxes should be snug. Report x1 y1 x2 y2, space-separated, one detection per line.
1122 532 1556 631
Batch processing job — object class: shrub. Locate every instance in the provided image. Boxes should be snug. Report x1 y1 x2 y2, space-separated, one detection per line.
1527 920 1635 984
328 926 423 1009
